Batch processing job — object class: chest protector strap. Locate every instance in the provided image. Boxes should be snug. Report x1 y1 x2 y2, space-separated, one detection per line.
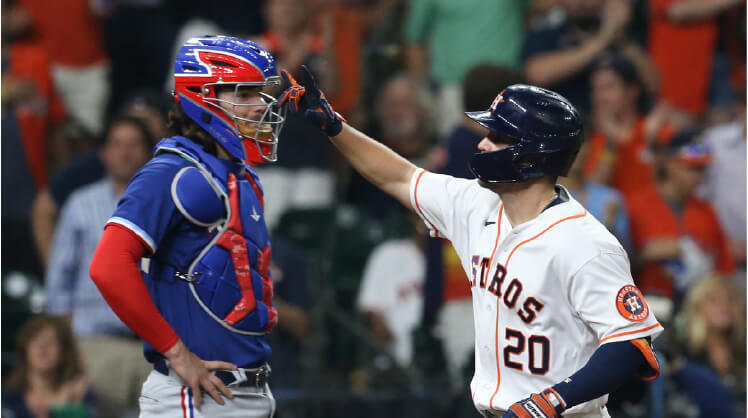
216 173 277 328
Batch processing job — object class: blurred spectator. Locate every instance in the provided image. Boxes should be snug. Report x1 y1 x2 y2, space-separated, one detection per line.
405 0 533 135
267 237 311 388
179 0 266 38
254 0 336 230
316 0 377 119
259 0 325 80
1 315 94 418
583 52 672 198
16 0 109 135
523 0 658 113
31 91 170 268
345 74 432 221
2 2 66 277
626 132 734 305
96 0 178 114
676 275 746 391
44 116 153 418
701 94 746 276
648 0 742 121
431 242 474 389
360 0 408 121
357 213 426 368
46 119 96 175
560 141 632 250
118 89 172 140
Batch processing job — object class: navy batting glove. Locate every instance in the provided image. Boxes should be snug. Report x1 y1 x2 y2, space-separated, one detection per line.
279 65 346 137
503 388 565 418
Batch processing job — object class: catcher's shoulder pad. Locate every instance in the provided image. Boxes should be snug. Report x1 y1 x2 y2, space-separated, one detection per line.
171 166 225 227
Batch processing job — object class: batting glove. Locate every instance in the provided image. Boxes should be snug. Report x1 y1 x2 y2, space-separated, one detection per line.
279 65 346 137
503 388 566 418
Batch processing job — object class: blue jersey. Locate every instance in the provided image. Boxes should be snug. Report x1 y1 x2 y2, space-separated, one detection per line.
108 136 275 367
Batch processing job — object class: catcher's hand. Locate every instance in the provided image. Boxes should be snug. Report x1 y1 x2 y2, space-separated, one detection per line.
503 388 565 418
279 65 346 137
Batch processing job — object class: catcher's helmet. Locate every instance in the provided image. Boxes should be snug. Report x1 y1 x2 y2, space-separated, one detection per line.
466 84 583 183
174 35 285 165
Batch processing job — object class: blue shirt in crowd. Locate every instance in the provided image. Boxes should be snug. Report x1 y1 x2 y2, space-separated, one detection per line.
45 178 133 337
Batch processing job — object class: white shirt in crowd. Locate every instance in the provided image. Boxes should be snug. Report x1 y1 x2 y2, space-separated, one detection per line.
357 239 425 366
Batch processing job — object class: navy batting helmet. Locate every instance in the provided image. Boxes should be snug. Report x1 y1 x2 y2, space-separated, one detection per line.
466 84 583 183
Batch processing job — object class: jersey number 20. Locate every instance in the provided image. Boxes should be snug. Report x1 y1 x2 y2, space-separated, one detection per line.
504 328 550 375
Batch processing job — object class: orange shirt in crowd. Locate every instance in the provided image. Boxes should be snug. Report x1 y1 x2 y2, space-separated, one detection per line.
442 243 472 302
627 184 734 297
19 0 107 67
9 43 67 188
648 0 718 115
327 6 366 117
584 117 657 198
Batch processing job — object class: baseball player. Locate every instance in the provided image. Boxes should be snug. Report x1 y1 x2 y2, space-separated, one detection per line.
280 67 663 417
89 36 287 417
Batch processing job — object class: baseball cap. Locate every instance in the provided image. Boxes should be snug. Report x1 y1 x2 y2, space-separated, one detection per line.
661 131 711 167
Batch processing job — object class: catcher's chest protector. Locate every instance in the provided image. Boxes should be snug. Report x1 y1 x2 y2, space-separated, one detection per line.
153 137 277 336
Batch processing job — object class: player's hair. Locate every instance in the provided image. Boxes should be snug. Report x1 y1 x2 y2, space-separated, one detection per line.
168 103 218 155
4 315 84 392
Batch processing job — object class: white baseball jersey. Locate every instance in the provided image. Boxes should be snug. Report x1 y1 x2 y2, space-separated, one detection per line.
409 169 663 416
357 239 425 366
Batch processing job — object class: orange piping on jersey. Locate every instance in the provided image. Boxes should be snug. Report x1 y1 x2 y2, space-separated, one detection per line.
489 209 587 409
414 170 441 237
487 205 504 410
599 322 662 344
630 338 660 381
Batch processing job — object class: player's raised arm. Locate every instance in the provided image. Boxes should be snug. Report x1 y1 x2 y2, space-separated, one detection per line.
279 66 417 209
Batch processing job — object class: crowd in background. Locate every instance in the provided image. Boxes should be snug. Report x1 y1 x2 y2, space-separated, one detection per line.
1 0 745 417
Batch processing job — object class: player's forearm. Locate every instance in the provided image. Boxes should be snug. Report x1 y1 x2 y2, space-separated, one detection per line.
550 338 657 409
667 0 740 22
89 224 179 353
331 124 418 208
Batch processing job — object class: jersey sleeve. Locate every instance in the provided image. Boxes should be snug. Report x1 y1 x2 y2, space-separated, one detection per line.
567 252 664 345
408 168 480 241
106 154 187 254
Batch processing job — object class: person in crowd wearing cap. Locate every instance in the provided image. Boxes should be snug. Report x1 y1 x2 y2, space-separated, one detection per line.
625 131 734 308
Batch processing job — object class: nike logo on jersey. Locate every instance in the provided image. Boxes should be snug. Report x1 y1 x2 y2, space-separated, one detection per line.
250 206 261 222
484 221 496 227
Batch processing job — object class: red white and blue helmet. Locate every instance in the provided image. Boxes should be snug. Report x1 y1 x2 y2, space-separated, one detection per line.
174 35 285 164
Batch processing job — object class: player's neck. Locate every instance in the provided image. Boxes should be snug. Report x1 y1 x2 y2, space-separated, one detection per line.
496 180 558 227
